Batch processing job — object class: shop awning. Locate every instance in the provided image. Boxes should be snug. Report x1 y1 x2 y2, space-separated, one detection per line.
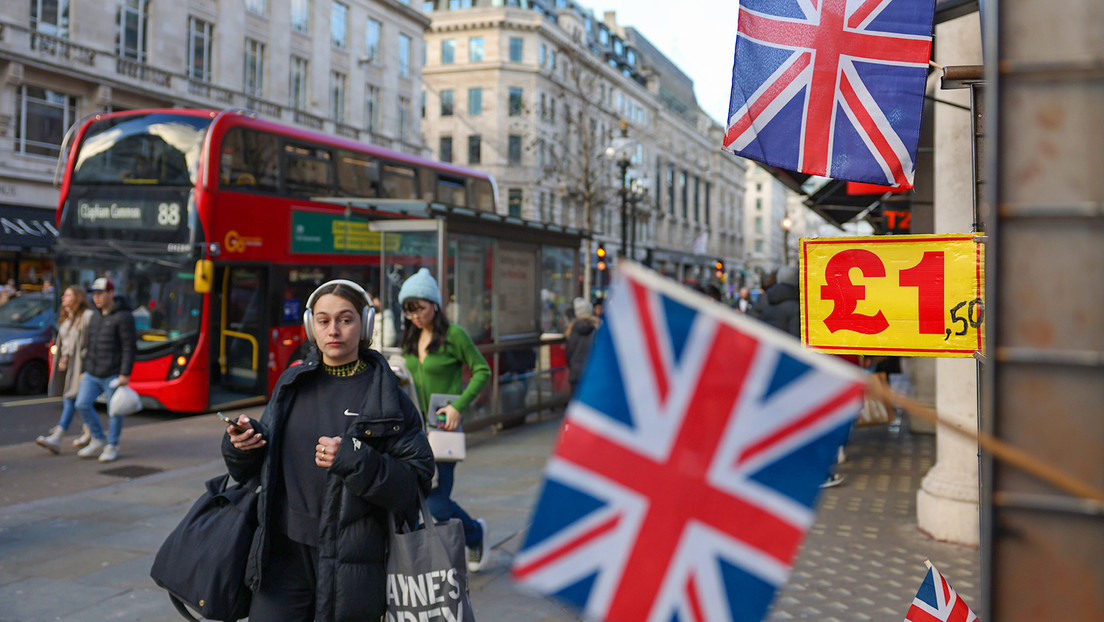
0 204 58 253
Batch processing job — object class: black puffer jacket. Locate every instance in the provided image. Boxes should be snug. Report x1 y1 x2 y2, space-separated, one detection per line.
82 296 136 378
222 348 435 622
565 318 599 385
760 282 801 338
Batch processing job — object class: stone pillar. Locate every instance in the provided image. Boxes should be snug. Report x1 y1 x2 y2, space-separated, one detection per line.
916 11 982 545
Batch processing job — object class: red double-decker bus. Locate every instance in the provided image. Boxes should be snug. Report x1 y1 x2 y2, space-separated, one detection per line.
54 108 498 412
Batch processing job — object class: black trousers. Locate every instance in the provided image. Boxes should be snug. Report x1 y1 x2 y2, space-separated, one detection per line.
249 531 318 621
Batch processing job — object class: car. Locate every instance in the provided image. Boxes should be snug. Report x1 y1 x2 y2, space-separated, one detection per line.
0 294 56 395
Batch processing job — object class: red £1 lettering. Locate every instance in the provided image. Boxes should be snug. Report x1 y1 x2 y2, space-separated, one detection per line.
820 249 890 334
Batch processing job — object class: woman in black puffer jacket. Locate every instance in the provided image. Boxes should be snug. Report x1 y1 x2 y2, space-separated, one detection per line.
222 280 434 621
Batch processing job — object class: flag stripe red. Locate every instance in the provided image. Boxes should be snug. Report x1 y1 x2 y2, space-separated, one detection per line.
905 604 944 622
723 52 810 149
511 513 622 581
739 383 865 466
847 0 884 28
630 280 669 403
839 71 910 186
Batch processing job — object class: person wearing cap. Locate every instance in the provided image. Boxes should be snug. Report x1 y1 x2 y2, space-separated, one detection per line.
565 297 601 396
74 277 137 462
397 267 491 572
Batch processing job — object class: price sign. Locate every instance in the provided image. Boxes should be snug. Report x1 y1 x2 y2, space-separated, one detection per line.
800 234 984 357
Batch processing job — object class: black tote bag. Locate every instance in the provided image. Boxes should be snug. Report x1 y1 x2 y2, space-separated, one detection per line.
385 493 476 622
150 473 259 622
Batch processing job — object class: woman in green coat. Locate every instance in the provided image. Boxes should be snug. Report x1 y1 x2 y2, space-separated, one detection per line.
398 268 491 572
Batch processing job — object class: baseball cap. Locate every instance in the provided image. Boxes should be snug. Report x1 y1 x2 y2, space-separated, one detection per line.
90 278 114 292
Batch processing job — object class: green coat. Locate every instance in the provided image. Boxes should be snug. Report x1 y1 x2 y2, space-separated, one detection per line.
402 324 490 418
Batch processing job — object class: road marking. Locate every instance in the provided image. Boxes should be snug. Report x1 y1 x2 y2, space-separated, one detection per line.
2 396 62 407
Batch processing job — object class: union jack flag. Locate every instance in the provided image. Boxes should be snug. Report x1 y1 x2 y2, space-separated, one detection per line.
723 0 936 187
511 263 865 622
905 562 980 622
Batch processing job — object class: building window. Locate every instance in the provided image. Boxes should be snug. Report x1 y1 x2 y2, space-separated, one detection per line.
365 84 379 132
331 2 348 49
509 37 523 62
31 0 70 37
469 36 483 61
398 96 410 142
754 239 764 253
441 39 455 64
508 87 523 116
398 33 412 77
291 0 310 33
539 43 547 66
508 188 523 218
705 182 712 225
693 176 701 222
187 17 213 82
439 136 453 163
508 134 522 166
667 165 675 214
755 197 762 211
421 90 426 118
330 71 346 121
468 135 481 164
15 85 77 158
449 0 473 7
468 87 482 115
754 216 763 233
440 89 454 116
365 19 381 63
243 38 265 97
680 171 688 219
290 56 308 109
245 0 266 16
116 0 149 62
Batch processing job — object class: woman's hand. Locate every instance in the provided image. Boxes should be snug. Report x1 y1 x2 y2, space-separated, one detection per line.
437 404 462 431
228 417 265 451
316 435 342 468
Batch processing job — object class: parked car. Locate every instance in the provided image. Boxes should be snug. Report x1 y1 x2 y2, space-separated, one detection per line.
0 294 56 394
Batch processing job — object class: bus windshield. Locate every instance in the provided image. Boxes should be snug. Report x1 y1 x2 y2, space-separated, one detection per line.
71 113 210 186
57 259 204 353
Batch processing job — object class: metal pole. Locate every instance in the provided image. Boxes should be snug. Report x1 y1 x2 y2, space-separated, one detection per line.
619 160 628 258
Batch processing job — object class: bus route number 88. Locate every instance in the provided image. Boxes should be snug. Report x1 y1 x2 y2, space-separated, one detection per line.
157 202 181 227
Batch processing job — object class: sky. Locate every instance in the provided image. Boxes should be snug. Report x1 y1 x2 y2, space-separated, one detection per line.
590 1 742 125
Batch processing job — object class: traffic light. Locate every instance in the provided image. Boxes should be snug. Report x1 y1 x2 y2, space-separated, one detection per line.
596 245 607 272
715 258 725 279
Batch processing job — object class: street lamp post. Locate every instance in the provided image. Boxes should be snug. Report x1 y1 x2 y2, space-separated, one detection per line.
606 120 635 260
627 178 648 261
780 215 794 266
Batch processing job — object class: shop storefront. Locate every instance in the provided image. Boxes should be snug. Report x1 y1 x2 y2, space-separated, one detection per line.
1 204 58 291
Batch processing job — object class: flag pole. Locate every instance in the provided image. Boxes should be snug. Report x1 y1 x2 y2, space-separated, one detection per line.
867 377 1104 504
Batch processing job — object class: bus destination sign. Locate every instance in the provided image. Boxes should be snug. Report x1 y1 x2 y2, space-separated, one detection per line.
76 199 183 231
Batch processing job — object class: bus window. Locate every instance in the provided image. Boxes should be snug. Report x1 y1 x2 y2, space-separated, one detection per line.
283 142 334 198
219 128 279 192
472 178 495 212
436 175 467 208
336 150 381 197
380 163 417 200
71 112 208 186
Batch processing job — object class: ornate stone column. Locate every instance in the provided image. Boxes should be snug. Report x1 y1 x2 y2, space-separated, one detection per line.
916 11 983 544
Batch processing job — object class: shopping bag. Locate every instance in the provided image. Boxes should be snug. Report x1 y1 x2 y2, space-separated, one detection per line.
427 429 466 461
150 473 259 622
857 372 894 427
386 493 476 622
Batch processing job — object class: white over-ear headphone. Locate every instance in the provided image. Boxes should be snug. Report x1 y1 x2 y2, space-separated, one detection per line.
302 279 376 347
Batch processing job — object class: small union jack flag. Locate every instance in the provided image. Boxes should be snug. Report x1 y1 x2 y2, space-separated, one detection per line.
906 562 980 622
724 0 936 188
511 263 865 622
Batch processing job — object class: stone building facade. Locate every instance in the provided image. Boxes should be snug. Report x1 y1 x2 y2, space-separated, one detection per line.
421 1 747 293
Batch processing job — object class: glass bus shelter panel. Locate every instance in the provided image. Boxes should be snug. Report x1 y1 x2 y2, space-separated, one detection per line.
381 230 439 347
494 243 539 339
448 234 494 344
540 245 577 335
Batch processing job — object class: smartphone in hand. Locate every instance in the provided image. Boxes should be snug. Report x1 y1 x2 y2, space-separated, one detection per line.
215 411 247 433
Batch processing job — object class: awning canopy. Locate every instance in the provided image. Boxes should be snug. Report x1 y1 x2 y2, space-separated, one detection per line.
0 204 59 253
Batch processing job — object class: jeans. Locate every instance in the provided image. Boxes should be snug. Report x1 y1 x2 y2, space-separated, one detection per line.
75 374 123 446
427 460 483 548
56 397 77 431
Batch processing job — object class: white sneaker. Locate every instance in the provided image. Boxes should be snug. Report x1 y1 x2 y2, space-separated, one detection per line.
467 518 489 573
35 426 64 454
77 438 106 459
72 425 92 449
98 444 119 463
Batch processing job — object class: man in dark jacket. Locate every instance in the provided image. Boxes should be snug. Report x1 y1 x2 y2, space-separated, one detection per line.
75 278 137 462
566 297 600 395
759 265 801 338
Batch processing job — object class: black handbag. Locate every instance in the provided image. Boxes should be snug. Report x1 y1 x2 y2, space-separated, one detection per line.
150 473 259 622
386 493 476 622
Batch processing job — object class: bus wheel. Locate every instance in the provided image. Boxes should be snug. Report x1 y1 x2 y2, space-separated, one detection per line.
16 360 48 395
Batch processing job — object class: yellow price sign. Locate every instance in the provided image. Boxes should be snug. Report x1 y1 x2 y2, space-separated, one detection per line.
800 234 984 357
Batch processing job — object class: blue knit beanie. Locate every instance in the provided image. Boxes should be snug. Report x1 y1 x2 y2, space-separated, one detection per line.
398 268 441 306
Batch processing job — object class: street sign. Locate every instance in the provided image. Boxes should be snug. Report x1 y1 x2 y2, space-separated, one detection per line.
800 234 984 357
